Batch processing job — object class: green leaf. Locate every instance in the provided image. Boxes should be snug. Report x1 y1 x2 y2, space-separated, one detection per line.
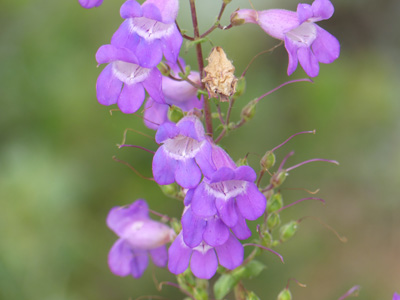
233 260 266 279
213 274 237 300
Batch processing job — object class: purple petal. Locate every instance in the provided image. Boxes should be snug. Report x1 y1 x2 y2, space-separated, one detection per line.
209 167 235 183
191 182 217 217
134 38 163 68
96 44 139 65
298 46 319 77
142 67 165 103
107 199 149 236
236 183 266 220
143 97 170 130
155 122 179 144
203 216 229 247
312 26 340 63
297 3 313 24
175 159 201 189
184 188 195 206
149 245 168 267
231 210 251 240
120 0 142 19
311 0 334 21
130 248 149 278
111 21 141 51
177 116 205 141
96 64 122 106
108 239 133 276
211 145 237 170
215 233 243 270
142 0 179 24
284 36 299 76
234 165 257 182
393 293 400 300
195 142 216 179
152 147 177 185
182 207 206 248
162 26 183 63
117 83 145 114
215 197 238 227
191 248 218 279
79 0 103 9
257 9 299 40
168 233 192 275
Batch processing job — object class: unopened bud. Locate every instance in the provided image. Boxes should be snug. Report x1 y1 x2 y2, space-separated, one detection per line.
261 151 276 171
168 105 184 123
158 61 170 76
160 183 181 198
240 99 257 121
267 212 281 230
261 230 273 247
234 76 246 98
267 192 283 213
202 46 237 101
271 170 287 188
246 291 261 300
277 289 292 300
236 156 249 166
279 221 298 242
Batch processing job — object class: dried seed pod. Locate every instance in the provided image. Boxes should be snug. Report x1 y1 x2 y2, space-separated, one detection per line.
202 46 237 102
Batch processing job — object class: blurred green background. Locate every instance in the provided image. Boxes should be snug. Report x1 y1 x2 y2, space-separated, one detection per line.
1 0 399 299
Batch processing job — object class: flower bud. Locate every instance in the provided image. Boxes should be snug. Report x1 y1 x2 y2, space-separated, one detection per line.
246 291 261 300
271 170 287 188
279 221 298 242
267 212 281 230
260 151 276 171
168 105 184 123
267 192 283 213
234 76 246 98
261 230 273 247
158 61 170 76
159 183 182 199
240 99 257 121
277 289 292 300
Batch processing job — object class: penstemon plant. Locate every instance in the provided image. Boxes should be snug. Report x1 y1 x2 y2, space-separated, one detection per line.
77 0 373 299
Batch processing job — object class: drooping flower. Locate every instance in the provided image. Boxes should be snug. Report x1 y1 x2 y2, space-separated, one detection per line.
168 232 243 279
143 60 203 130
107 199 175 278
96 44 164 113
111 0 183 68
231 0 340 77
78 0 103 9
188 145 266 227
152 116 215 189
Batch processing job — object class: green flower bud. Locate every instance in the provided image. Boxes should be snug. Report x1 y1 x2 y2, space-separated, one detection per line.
240 99 257 122
236 156 249 166
246 291 261 300
157 61 170 76
277 289 292 300
279 221 298 242
261 230 273 247
168 105 184 123
271 170 287 188
267 212 281 230
260 151 276 171
234 76 246 98
267 192 283 213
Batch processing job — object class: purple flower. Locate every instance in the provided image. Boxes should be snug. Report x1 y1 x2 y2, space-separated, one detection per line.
96 44 164 114
107 199 175 278
111 0 183 68
393 293 400 300
232 0 340 77
79 0 103 9
168 232 243 279
188 145 266 227
143 61 203 130
152 116 215 189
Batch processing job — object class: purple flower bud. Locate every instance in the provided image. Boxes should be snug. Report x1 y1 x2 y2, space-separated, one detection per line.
78 0 103 9
95 44 164 114
111 0 183 68
107 199 175 278
232 0 340 77
152 116 216 189
189 145 266 227
168 232 243 279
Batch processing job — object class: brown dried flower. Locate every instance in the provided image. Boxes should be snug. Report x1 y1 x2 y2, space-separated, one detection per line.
202 46 237 102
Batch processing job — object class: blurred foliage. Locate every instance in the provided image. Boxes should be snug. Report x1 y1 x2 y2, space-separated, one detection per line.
0 0 399 299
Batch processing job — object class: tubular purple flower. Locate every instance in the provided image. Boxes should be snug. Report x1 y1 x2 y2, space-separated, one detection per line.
79 0 103 9
152 116 216 189
107 199 175 278
111 0 183 68
168 232 243 279
96 44 164 114
231 0 340 77
393 293 400 300
189 145 266 227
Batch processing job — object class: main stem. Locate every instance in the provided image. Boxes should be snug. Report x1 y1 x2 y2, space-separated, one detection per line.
189 0 213 138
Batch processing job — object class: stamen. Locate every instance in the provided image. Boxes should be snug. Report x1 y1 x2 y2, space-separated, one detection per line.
255 78 313 103
337 285 361 300
243 243 284 264
286 158 339 172
271 130 315 153
112 156 155 181
298 216 347 243
277 150 295 171
276 197 325 213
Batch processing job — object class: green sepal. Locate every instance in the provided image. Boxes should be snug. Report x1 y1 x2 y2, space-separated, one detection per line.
279 221 298 242
267 192 283 213
213 273 237 300
260 151 276 171
277 289 292 300
267 212 281 230
246 291 261 300
168 105 184 123
234 76 246 98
